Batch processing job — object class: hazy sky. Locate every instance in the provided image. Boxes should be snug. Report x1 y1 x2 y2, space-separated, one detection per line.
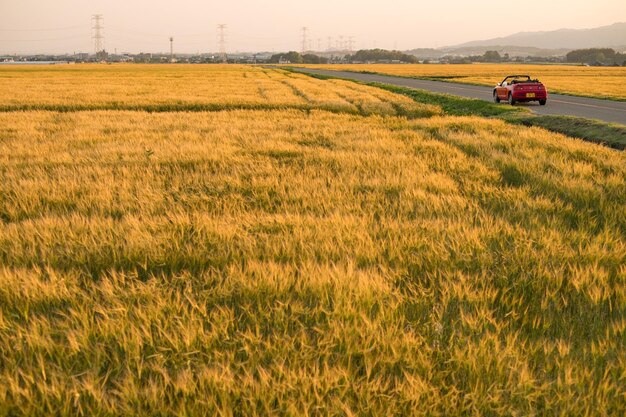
1 0 625 54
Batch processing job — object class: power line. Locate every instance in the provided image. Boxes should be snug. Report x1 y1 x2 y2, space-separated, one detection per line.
0 25 88 32
0 35 86 42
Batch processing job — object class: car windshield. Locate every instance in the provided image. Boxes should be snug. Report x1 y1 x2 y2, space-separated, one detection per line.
505 76 534 84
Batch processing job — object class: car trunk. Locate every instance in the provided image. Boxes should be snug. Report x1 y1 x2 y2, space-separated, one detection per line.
514 82 544 91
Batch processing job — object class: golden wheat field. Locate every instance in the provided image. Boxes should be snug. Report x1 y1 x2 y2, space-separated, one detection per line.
0 64 437 117
295 64 626 100
1 64 625 416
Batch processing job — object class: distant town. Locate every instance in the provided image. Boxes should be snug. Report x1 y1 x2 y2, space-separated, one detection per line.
2 47 625 66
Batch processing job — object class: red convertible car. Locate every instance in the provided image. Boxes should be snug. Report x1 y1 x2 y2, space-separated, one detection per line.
493 75 547 105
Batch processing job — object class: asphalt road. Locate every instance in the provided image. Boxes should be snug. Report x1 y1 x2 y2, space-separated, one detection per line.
290 67 626 126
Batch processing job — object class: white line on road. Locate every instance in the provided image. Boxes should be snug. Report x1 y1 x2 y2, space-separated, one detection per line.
549 99 626 112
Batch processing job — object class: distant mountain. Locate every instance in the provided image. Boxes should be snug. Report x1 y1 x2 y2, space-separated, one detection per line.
405 45 570 59
451 22 626 50
403 48 440 59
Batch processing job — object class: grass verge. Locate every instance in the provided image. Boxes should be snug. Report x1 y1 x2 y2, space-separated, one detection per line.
293 68 626 150
293 70 521 118
366 82 522 118
292 66 626 102
506 114 626 150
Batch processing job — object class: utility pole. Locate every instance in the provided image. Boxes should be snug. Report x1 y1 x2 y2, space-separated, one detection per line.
217 24 227 63
301 27 308 54
169 37 174 62
91 14 104 57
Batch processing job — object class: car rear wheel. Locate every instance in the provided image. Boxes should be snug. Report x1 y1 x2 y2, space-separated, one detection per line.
508 93 516 105
493 91 500 103
539 99 547 106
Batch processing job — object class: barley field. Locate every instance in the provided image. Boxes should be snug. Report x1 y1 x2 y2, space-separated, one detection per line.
1 64 625 416
0 64 437 117
294 64 626 101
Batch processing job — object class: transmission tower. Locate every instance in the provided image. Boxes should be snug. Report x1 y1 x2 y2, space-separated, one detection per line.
217 24 227 63
348 36 355 52
301 27 308 54
91 14 104 56
169 37 174 62
327 36 332 50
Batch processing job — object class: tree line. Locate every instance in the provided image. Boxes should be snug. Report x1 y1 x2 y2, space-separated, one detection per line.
269 49 418 64
269 48 626 66
566 48 626 65
269 52 329 64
